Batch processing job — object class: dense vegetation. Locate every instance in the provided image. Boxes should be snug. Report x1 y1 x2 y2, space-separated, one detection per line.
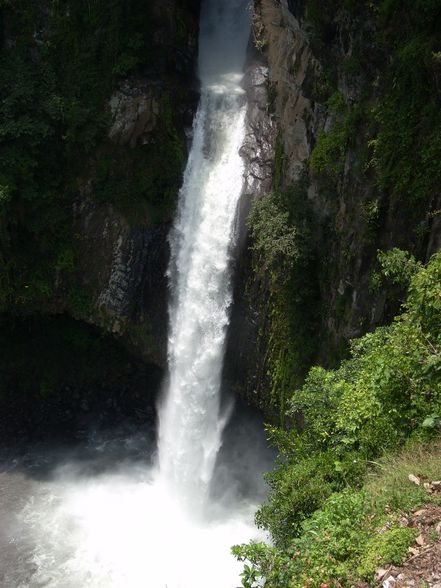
249 0 441 415
234 250 441 587
235 1 441 584
308 0 441 205
0 0 190 316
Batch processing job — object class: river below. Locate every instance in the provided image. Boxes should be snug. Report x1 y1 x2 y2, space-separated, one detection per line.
0 407 272 588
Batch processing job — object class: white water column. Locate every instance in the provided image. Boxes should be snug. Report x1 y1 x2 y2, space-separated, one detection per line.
157 0 250 509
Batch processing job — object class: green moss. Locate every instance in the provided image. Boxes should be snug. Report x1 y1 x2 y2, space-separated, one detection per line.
310 103 363 180
310 128 347 177
274 135 286 190
248 179 319 419
358 527 418 578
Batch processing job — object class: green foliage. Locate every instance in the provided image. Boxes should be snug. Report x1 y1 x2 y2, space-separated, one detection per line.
310 127 348 178
326 91 346 114
368 75 441 204
234 443 441 587
274 135 286 190
256 449 343 546
304 0 441 259
310 104 362 179
236 253 441 586
357 527 418 578
234 489 376 587
248 192 299 278
247 180 319 415
371 248 421 292
310 0 441 203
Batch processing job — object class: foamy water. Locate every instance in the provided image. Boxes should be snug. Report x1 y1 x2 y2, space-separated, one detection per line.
158 0 251 512
17 463 259 587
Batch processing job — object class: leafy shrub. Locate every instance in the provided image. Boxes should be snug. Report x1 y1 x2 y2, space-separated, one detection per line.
248 192 299 277
234 443 440 588
255 449 341 546
236 490 371 588
310 127 348 178
236 252 441 586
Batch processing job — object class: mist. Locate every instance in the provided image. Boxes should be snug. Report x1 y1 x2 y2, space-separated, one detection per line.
0 409 273 587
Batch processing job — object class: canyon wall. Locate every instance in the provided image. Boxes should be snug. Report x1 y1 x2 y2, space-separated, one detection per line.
226 0 441 415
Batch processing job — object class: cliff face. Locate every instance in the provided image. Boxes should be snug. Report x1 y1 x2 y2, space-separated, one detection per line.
0 0 200 369
0 0 200 429
71 1 201 364
227 0 441 414
263 0 440 339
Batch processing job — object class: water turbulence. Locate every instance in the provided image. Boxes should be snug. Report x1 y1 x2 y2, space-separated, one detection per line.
158 0 250 511
0 1 269 586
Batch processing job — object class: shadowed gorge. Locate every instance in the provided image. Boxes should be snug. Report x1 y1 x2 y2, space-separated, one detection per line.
1 0 441 587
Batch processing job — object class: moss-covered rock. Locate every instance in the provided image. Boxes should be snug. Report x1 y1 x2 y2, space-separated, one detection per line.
0 0 200 366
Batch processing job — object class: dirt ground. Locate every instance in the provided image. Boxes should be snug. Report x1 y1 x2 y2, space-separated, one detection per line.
373 503 441 588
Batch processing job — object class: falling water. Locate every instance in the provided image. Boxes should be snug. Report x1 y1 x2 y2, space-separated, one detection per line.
0 2 271 586
158 0 250 510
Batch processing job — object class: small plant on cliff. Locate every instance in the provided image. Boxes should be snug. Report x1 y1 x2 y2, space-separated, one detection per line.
248 192 299 279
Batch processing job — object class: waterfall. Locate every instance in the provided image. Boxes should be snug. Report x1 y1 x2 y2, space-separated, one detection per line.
5 3 269 587
157 0 250 510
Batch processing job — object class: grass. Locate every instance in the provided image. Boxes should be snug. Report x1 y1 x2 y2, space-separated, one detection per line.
366 440 441 512
357 526 419 578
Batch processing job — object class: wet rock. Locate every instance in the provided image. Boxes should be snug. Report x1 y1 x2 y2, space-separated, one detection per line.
241 63 277 198
72 196 170 365
109 80 161 148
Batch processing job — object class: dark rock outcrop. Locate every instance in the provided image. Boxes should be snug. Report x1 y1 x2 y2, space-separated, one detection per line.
63 0 200 367
224 45 276 406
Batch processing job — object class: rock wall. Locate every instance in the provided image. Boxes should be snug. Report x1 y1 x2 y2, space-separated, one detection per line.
68 0 200 366
0 0 201 423
227 0 441 412
268 0 440 348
